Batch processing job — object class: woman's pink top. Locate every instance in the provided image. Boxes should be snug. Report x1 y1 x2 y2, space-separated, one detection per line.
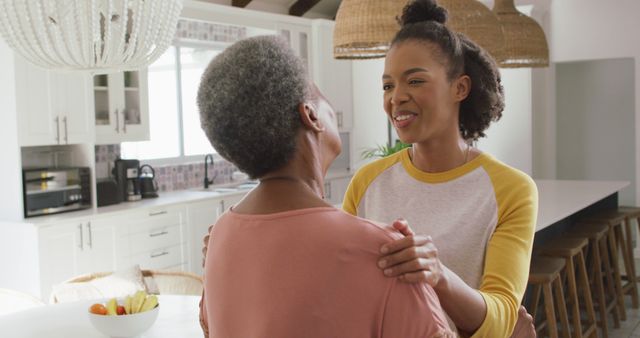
202 207 453 338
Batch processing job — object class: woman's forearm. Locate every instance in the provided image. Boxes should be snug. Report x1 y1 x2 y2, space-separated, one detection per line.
434 265 486 334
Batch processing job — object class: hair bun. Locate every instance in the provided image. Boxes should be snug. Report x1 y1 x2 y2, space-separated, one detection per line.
399 0 448 26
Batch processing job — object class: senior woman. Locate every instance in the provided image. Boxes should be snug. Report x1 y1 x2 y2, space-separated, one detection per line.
196 35 453 337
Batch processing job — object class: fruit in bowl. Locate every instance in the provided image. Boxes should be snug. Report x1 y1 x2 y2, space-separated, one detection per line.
88 290 159 338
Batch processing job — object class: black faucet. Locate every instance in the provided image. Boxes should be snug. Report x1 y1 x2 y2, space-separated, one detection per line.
204 154 215 189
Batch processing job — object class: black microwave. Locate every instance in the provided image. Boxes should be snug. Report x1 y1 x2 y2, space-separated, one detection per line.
22 167 92 218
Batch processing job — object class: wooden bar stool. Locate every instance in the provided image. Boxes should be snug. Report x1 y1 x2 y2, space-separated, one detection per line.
528 256 571 338
539 237 598 338
567 223 621 338
619 205 640 282
582 209 638 318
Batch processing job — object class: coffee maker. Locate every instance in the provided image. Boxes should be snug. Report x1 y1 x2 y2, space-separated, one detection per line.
114 159 142 202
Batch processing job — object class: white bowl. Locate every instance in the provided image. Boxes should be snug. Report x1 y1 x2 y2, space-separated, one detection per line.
88 305 159 338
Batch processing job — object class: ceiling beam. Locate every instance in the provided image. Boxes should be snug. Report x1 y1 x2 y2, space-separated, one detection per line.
232 0 252 8
289 0 322 16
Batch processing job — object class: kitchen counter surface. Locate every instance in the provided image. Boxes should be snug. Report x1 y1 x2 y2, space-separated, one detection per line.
15 170 355 226
534 179 629 232
20 187 249 226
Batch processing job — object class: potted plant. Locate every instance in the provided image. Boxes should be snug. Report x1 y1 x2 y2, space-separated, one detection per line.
361 140 411 159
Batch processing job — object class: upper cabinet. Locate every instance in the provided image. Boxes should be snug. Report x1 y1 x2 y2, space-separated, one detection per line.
277 22 312 74
93 70 150 145
15 57 93 147
311 20 353 132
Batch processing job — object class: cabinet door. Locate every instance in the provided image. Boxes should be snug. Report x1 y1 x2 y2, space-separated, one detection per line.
15 57 59 146
38 221 84 300
120 70 150 142
277 22 312 74
53 73 93 145
311 20 353 131
94 70 150 144
187 199 219 275
79 218 125 276
325 176 353 207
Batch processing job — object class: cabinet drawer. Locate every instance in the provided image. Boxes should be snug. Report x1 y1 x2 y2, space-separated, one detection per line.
129 244 185 270
129 210 182 235
128 224 182 255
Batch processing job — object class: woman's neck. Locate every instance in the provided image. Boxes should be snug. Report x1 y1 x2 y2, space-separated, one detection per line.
410 136 472 173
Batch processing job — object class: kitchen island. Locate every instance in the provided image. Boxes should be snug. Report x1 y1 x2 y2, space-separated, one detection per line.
533 179 630 241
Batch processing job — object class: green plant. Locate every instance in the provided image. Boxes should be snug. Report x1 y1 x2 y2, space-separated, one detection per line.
361 140 412 159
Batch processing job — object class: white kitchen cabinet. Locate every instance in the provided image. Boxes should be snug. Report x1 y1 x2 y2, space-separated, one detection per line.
15 57 93 147
118 205 188 271
94 70 150 144
186 194 245 275
311 20 353 131
324 176 353 206
277 22 312 74
38 217 124 299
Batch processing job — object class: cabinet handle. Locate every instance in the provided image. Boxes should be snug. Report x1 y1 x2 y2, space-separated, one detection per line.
122 110 127 133
87 221 93 249
149 230 169 237
324 182 332 199
54 116 60 144
63 116 68 144
149 210 167 216
337 111 343 128
219 200 225 214
78 224 83 251
150 251 169 258
115 109 120 133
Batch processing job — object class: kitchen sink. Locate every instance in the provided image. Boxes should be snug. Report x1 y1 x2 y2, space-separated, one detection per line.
194 181 258 193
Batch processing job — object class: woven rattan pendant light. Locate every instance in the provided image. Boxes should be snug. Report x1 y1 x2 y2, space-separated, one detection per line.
333 0 408 59
333 0 504 60
438 0 505 58
492 0 549 68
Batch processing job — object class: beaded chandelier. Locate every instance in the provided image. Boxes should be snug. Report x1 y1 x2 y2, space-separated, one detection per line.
0 0 183 73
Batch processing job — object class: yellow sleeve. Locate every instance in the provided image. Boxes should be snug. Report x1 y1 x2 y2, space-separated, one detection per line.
471 169 538 338
342 174 361 216
342 153 403 216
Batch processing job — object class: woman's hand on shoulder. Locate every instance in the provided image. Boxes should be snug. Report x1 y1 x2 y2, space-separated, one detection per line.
378 219 445 287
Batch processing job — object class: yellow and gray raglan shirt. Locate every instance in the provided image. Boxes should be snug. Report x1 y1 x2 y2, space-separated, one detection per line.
343 148 538 338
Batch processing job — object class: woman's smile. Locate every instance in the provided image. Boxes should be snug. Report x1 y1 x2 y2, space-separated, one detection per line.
392 111 419 128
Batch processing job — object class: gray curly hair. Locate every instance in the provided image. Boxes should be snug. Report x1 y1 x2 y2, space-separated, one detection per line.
197 35 309 179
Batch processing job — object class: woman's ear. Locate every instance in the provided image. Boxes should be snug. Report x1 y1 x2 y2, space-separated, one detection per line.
298 102 325 133
453 75 471 102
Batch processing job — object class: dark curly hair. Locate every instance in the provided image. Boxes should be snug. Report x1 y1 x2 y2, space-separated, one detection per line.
391 0 505 141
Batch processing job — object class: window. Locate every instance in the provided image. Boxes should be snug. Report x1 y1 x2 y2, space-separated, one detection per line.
121 20 280 163
121 44 222 162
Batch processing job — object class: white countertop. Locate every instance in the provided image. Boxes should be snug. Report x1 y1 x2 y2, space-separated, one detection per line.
534 179 629 231
22 188 247 225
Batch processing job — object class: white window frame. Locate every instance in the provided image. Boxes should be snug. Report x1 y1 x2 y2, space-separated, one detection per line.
123 40 231 166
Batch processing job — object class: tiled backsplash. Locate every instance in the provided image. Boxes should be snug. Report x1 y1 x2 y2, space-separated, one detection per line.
95 145 238 192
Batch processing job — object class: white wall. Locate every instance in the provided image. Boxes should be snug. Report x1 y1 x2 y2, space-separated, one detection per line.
556 59 636 205
351 59 389 170
0 40 23 221
543 0 640 205
477 69 533 175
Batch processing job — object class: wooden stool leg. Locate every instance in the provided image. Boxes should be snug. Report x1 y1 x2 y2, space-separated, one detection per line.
553 276 571 338
600 234 621 328
623 219 639 308
608 226 626 320
565 257 583 338
543 282 559 338
592 238 609 338
530 284 542 324
577 251 598 338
